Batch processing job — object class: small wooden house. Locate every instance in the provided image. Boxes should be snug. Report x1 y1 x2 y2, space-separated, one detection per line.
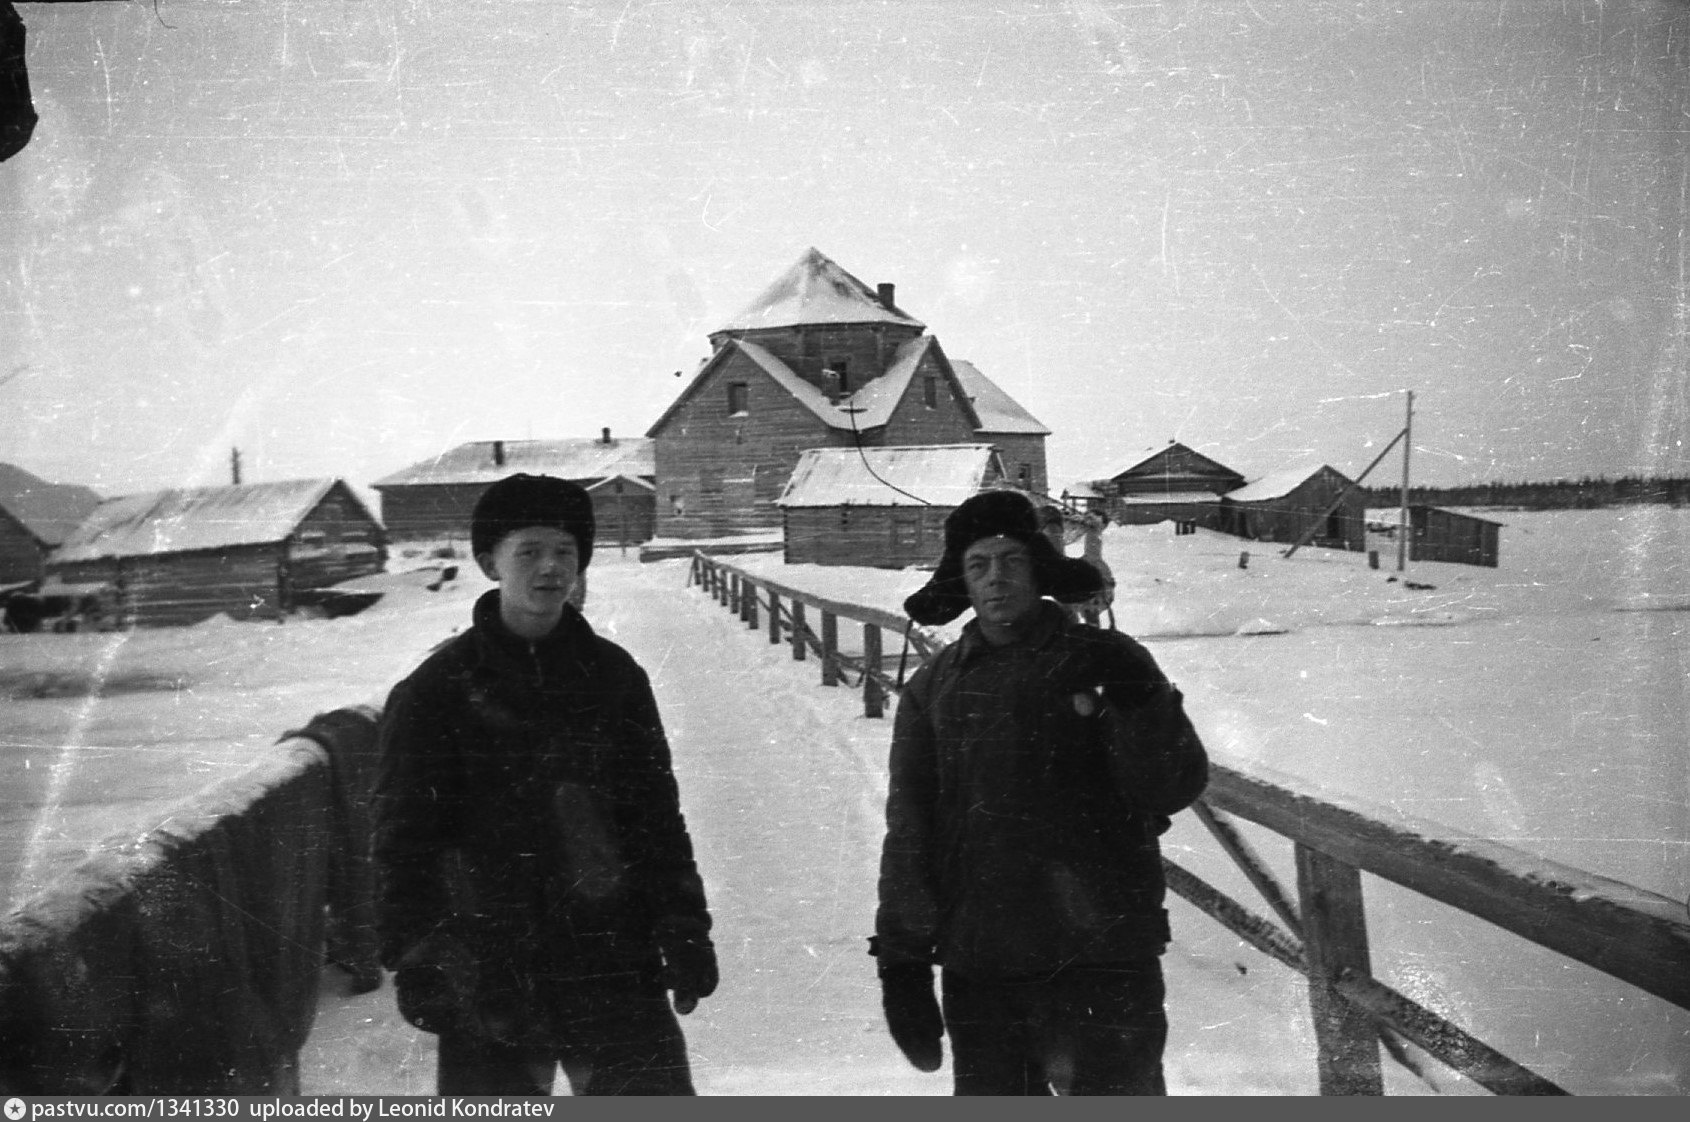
776 444 1006 568
45 478 386 628
1093 443 1245 528
1369 506 1503 568
373 431 655 546
647 248 1049 540
1221 464 1365 551
0 462 101 587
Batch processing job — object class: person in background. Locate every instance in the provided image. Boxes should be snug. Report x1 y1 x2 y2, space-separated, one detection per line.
873 489 1209 1095
372 473 716 1095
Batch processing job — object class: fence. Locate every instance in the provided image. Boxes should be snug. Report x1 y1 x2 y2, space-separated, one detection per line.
689 550 1690 1096
0 708 380 1095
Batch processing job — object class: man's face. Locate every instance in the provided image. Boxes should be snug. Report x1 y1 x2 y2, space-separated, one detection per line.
478 525 580 624
961 535 1040 634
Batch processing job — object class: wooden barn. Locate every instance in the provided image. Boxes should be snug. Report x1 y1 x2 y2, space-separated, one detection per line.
646 248 1049 541
1220 464 1365 552
372 431 655 547
776 444 1006 568
0 462 101 587
1369 506 1503 568
1092 442 1245 528
45 479 386 628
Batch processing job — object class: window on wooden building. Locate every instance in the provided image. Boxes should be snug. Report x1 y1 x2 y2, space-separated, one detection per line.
828 359 850 395
923 375 938 409
726 381 748 415
700 468 723 495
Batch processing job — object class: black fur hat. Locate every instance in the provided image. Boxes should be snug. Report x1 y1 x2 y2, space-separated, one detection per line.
470 473 596 570
903 490 1103 626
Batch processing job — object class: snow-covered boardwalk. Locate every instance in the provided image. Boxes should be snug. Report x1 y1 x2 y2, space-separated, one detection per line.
296 557 1340 1095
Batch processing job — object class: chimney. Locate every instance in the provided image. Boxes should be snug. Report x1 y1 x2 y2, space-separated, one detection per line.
601 426 612 444
877 282 895 310
492 440 506 467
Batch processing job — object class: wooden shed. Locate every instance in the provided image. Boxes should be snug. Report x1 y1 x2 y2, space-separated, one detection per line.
373 432 655 547
776 444 1005 568
45 478 386 628
0 462 101 586
1093 442 1245 528
1221 464 1365 552
1369 506 1503 568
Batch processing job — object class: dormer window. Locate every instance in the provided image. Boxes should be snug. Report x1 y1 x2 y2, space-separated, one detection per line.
727 381 748 415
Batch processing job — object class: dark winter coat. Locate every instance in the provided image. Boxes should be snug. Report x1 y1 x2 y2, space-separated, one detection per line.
876 600 1208 979
372 590 711 1043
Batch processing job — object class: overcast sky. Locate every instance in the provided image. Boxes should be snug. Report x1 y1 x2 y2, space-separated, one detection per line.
2 0 1686 498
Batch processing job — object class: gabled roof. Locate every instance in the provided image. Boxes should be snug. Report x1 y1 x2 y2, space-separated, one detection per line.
950 360 1050 436
648 336 1038 443
777 444 1004 508
1225 464 1351 503
51 479 371 562
715 247 923 333
0 462 102 547
373 438 654 488
1111 441 1242 483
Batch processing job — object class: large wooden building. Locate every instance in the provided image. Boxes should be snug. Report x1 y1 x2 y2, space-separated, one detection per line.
646 248 1049 540
373 432 655 547
0 462 101 587
45 478 385 628
1220 464 1365 552
776 444 1005 568
1092 442 1246 528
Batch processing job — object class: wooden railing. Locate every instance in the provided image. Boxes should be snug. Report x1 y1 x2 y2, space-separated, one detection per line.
689 551 1690 1096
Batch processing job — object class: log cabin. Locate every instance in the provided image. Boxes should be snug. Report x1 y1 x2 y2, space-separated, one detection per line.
45 478 385 628
776 444 1007 568
1220 464 1365 551
0 462 101 587
373 431 654 547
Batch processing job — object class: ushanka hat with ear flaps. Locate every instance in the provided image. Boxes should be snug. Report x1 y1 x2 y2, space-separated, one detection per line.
471 473 596 570
902 489 1104 626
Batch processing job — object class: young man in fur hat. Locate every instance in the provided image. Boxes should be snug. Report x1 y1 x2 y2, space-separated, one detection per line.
873 489 1208 1095
372 473 717 1095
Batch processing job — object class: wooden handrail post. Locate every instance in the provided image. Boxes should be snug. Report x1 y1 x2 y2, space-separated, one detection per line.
863 624 884 718
768 592 782 644
821 611 839 686
1296 844 1383 1095
744 580 759 629
791 601 807 661
730 573 742 618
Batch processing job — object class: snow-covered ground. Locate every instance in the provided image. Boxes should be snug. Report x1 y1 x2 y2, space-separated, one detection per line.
3 509 1686 1094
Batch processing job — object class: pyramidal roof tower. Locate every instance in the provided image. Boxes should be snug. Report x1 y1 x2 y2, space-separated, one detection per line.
711 247 923 341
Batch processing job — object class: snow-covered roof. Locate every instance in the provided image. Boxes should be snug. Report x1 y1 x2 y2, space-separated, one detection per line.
0 462 102 547
715 247 923 333
373 438 653 488
950 360 1050 435
777 444 1003 508
51 479 366 562
1224 464 1345 503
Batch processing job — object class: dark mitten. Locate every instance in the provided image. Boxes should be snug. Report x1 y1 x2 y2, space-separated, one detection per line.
393 931 478 1036
879 962 944 1072
659 932 719 1015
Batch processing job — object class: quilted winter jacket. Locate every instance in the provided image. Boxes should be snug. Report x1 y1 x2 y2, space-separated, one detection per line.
372 590 711 1033
876 600 1208 979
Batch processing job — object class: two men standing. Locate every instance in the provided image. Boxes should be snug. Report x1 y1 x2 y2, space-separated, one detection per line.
370 477 1204 1096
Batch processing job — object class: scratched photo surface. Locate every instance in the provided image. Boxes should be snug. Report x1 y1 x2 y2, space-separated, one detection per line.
2 0 1686 1097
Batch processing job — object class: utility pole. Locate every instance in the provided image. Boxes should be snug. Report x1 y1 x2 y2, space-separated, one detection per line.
1396 390 1413 572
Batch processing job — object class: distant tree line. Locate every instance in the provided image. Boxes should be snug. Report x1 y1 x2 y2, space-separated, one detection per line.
1357 475 1690 510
